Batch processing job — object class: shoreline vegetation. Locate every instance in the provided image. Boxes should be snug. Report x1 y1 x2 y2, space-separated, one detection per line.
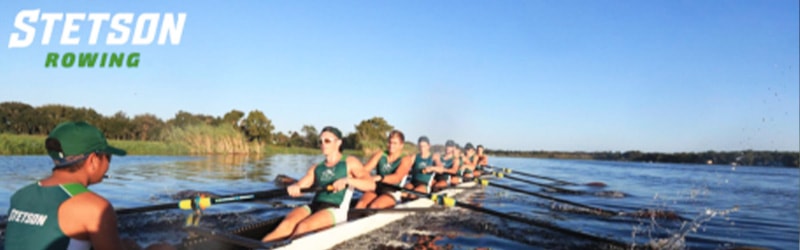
0 101 797 167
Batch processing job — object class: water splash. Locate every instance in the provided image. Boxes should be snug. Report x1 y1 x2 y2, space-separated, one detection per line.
645 206 739 250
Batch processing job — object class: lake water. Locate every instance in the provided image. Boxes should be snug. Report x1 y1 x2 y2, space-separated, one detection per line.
0 155 797 249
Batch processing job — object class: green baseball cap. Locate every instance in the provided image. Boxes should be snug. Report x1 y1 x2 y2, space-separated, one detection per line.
46 121 126 167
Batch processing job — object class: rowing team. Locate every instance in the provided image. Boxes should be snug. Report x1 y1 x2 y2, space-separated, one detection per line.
262 126 490 243
3 122 488 250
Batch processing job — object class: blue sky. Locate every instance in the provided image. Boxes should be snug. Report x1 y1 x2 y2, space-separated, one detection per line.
0 1 797 152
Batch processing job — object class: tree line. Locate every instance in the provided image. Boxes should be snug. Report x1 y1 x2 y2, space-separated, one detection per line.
3 101 796 167
0 101 397 151
485 149 799 167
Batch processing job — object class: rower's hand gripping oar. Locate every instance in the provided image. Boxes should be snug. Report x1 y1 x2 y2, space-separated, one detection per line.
116 185 332 215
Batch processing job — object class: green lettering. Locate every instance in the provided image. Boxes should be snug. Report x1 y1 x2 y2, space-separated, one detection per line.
45 53 59 68
61 53 75 68
78 53 98 67
109 53 124 68
127 52 140 68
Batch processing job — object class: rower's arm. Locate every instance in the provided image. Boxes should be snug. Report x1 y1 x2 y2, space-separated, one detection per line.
445 158 460 174
429 153 445 173
463 156 476 170
361 152 382 174
80 194 126 250
383 155 413 184
295 165 316 189
479 155 489 165
345 156 376 191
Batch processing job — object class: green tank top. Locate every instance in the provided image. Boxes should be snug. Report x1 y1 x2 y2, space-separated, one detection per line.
412 153 435 183
376 151 404 177
464 155 476 175
312 155 349 206
441 155 454 177
5 182 90 250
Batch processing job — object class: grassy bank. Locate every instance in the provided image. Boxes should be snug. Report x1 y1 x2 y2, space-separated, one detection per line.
1 132 363 157
0 133 188 155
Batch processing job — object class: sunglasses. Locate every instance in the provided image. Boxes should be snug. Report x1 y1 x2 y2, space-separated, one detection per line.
319 138 337 145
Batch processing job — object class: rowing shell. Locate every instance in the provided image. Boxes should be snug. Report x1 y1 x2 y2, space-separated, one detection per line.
179 181 478 250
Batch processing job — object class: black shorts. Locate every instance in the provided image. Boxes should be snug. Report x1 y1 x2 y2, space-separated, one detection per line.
434 174 450 181
376 184 397 195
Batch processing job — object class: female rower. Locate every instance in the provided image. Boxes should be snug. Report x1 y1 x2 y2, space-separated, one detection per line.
476 144 488 176
451 144 465 185
461 143 479 180
262 126 375 242
403 136 442 199
355 130 413 209
431 140 460 189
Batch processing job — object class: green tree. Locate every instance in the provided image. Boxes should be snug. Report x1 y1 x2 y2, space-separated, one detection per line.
222 110 245 128
289 131 304 147
354 116 394 150
342 132 358 150
102 111 133 140
241 110 274 144
301 125 319 148
273 131 289 146
131 114 165 141
0 102 35 134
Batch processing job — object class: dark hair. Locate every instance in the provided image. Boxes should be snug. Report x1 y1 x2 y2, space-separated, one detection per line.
387 130 405 142
46 138 85 172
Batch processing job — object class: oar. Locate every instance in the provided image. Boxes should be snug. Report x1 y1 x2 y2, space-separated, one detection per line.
475 178 618 217
494 173 587 195
482 175 682 221
486 165 607 187
376 182 632 249
116 186 327 215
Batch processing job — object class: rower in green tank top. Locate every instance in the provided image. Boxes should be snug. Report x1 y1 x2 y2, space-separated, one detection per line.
4 121 170 250
431 140 460 190
462 143 478 179
403 136 443 197
475 144 488 176
263 126 375 243
450 144 465 186
312 155 350 206
356 130 413 209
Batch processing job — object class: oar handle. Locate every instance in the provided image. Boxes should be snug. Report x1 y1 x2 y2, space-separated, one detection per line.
115 185 330 215
178 185 330 211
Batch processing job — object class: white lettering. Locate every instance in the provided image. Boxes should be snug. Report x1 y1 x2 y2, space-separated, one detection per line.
8 208 48 226
8 9 39 48
158 13 186 45
132 13 159 45
39 13 63 45
7 10 186 47
60 13 86 45
107 13 133 45
86 13 110 45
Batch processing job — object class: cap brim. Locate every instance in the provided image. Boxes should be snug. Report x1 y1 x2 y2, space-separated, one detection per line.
103 145 127 156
